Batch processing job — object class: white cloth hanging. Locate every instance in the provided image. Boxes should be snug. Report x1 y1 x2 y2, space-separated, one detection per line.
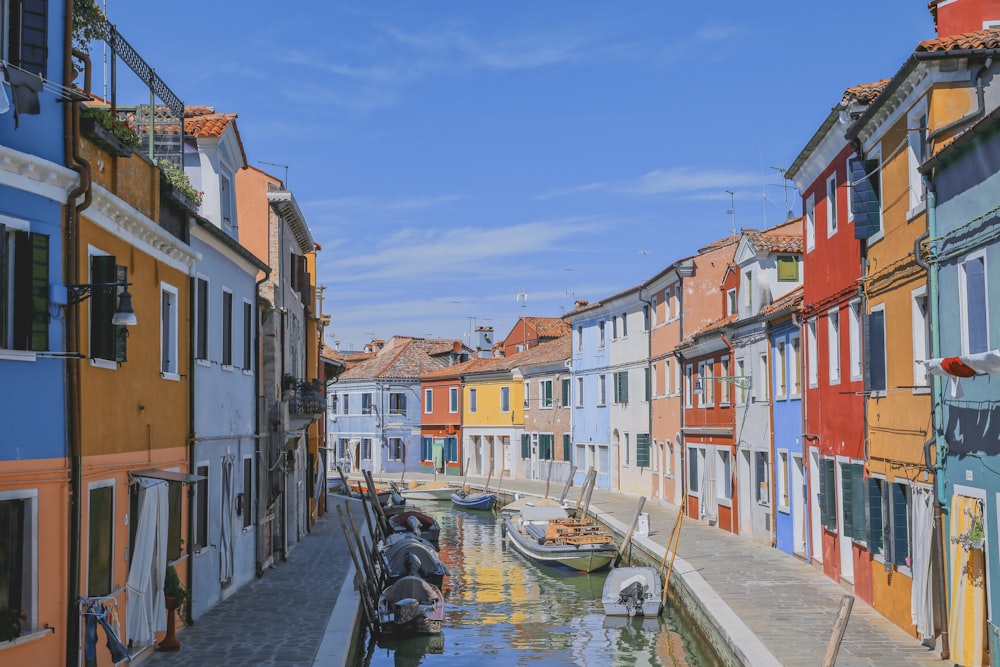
922 349 1000 398
701 449 718 522
126 478 168 647
220 457 235 584
910 487 934 640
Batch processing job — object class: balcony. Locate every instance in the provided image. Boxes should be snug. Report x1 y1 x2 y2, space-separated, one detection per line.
287 379 325 430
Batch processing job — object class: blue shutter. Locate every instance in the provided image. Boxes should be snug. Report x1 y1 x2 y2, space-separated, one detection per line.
841 463 854 539
447 437 457 463
865 310 886 392
868 479 883 555
891 483 909 566
563 434 571 462
966 257 988 354
849 157 880 239
421 437 431 461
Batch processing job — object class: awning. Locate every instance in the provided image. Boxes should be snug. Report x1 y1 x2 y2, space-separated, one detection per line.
130 469 205 484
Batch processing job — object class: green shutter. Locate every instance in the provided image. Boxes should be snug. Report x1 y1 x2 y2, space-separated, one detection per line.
868 478 884 555
114 264 128 362
561 378 570 407
644 367 651 401
851 465 866 543
0 225 7 344
90 256 115 360
891 483 909 566
636 434 650 468
841 463 854 539
521 433 530 459
563 434 571 462
29 232 49 351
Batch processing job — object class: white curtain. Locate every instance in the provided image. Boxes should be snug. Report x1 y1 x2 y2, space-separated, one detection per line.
126 478 168 647
701 449 718 522
220 457 234 584
910 487 934 640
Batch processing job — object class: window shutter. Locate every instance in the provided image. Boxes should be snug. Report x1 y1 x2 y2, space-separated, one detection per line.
12 230 33 349
90 256 115 360
866 310 886 392
113 265 128 362
563 434 571 462
540 434 552 460
841 463 854 539
196 278 208 360
27 232 49 351
521 434 530 459
0 225 8 343
849 157 880 239
561 378 570 407
868 478 884 555
644 367 651 401
447 437 457 463
891 483 909 566
11 0 48 76
851 465 866 542
636 434 650 468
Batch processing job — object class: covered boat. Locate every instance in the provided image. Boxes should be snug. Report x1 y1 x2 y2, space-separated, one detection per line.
450 489 496 511
601 567 662 617
500 496 566 519
379 536 450 589
400 480 454 501
377 576 445 635
387 510 441 545
504 505 617 573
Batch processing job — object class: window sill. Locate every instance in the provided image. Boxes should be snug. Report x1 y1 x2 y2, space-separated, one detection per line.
161 372 181 382
196 359 210 367
0 627 54 652
718 498 733 508
911 386 931 395
907 201 927 221
90 358 118 370
243 369 253 376
0 350 36 362
221 365 235 372
778 505 790 514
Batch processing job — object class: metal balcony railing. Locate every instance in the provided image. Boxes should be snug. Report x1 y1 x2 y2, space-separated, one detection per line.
289 379 325 417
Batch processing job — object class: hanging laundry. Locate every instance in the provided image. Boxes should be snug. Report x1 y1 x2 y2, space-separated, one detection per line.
0 75 9 115
3 66 42 127
83 601 130 666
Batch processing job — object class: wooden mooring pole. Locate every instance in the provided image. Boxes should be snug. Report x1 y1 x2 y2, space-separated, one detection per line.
615 497 646 567
558 465 577 504
336 505 378 632
822 594 855 667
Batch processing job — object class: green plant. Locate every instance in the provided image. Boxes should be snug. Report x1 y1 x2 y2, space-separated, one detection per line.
0 608 23 643
80 106 143 150
163 564 192 625
157 159 203 207
72 0 106 53
282 374 299 390
952 505 986 552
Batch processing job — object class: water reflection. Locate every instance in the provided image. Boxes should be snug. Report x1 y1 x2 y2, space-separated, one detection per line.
354 503 710 666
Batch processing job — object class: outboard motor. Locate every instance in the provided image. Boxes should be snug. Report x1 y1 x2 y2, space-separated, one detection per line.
618 581 647 617
407 515 422 537
405 551 423 577
394 598 422 624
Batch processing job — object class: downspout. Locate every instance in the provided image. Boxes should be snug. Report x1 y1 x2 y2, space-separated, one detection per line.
186 272 196 620
254 272 268 575
720 332 740 536
65 12 93 662
638 289 654 493
677 275 687 510
917 178 950 660
926 58 992 146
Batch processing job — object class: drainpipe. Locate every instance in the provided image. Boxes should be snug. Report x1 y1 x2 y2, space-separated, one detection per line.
638 289 654 495
65 5 93 659
918 179 950 660
720 333 740 536
926 58 992 146
254 273 268 574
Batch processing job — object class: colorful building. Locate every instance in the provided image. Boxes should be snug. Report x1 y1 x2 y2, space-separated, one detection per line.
564 300 612 490
459 355 522 480
512 335 573 485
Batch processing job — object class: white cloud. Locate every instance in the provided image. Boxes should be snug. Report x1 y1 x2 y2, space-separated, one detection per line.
537 167 761 199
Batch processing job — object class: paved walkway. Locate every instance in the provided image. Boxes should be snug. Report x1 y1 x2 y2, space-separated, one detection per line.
141 476 946 667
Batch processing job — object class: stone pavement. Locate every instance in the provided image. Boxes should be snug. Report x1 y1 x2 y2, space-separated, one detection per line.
141 495 363 667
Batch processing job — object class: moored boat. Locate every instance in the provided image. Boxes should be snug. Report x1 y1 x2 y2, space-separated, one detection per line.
379 536 450 589
400 480 454 501
377 576 445 636
504 505 617 573
601 566 663 617
450 490 496 511
387 510 442 545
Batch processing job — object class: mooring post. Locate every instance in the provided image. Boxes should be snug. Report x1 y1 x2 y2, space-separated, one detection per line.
615 497 647 567
822 594 855 667
336 505 378 631
558 465 577 504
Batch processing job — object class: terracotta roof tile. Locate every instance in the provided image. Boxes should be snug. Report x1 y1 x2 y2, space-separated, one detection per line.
679 314 737 347
697 234 740 254
842 79 889 105
759 285 804 318
525 317 571 339
509 335 571 368
420 355 508 380
917 29 1000 52
185 113 237 139
742 218 803 254
339 337 462 381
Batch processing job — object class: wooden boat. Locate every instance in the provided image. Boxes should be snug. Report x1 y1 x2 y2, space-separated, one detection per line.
450 489 496 511
387 510 442 546
500 496 566 518
601 566 663 617
383 531 437 552
379 536 450 589
399 480 454 501
504 505 617 573
377 575 445 635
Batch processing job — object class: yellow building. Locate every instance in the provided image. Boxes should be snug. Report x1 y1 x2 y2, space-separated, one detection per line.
460 357 523 479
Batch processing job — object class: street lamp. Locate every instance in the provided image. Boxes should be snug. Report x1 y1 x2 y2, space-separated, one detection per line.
67 281 137 326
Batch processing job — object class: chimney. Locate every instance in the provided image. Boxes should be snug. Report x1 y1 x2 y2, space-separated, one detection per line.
574 299 589 309
452 340 462 353
930 0 1000 37
475 326 494 359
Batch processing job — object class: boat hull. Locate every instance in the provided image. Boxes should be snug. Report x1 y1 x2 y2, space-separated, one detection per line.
505 518 616 573
450 492 496 511
401 487 454 501
377 576 445 636
601 567 663 617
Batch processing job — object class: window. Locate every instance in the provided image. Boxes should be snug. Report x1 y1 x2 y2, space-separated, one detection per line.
195 465 209 549
868 480 912 567
805 194 816 252
621 312 628 337
167 481 182 561
613 371 629 405
755 451 769 505
0 490 37 637
777 450 789 510
840 462 867 543
636 434 650 468
849 151 882 240
960 253 989 355
243 301 253 370
807 318 818 388
521 433 531 459
536 433 553 460
866 306 887 393
361 438 372 460
1 220 49 353
221 175 233 230
469 388 477 413
828 308 840 385
735 358 747 405
561 378 570 407
523 382 530 409
849 300 862 381
424 389 433 414
684 364 693 408
242 457 253 529
644 366 651 402
195 277 209 361
869 478 884 556
664 287 672 320
726 288 737 315
3 0 47 76
611 316 618 340
361 393 373 415
563 434 571 462
642 305 650 331
161 283 179 377
598 374 607 406
448 387 458 413
651 297 659 327
222 289 233 367
819 458 837 531
540 379 553 408
756 354 768 402
652 361 660 397
576 325 583 352
775 340 787 398
341 394 350 415
89 253 127 363
598 321 606 348
697 361 714 406
500 386 510 412
389 393 407 416
826 174 838 237
388 438 404 461
576 377 584 407
87 482 114 596
777 255 799 282
908 106 928 211
688 447 700 495
744 269 753 311
717 449 732 501
624 433 630 465
912 287 931 387
790 334 801 396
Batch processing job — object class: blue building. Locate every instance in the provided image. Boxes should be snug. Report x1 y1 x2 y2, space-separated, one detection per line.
564 302 612 490
923 106 1000 663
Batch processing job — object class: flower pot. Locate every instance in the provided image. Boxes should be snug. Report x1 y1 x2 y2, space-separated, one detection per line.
80 116 134 158
157 596 182 652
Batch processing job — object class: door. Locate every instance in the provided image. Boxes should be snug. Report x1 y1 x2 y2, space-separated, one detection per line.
809 448 822 563
835 460 853 580
792 454 806 555
738 449 752 536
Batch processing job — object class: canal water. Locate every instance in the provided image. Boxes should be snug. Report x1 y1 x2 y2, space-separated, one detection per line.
351 503 716 666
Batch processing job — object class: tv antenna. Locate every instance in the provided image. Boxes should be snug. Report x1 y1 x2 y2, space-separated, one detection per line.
259 161 290 188
725 190 736 239
769 166 795 220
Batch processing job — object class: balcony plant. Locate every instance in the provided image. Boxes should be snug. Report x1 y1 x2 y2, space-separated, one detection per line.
157 159 203 210
0 608 24 643
163 563 191 625
951 504 986 552
73 0 106 53
80 106 142 156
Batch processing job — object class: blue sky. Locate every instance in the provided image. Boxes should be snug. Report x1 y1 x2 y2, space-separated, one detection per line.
102 2 932 351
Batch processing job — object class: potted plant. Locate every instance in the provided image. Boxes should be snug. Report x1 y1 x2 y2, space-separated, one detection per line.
952 505 986 552
157 159 203 211
158 564 190 651
0 608 23 643
282 374 298 400
79 106 142 157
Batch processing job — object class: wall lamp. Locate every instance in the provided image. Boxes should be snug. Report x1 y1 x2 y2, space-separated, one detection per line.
66 281 138 326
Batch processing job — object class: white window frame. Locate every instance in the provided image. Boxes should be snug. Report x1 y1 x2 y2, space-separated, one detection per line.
790 333 802 398
220 287 234 370
598 374 607 407
86 478 116 597
469 388 477 413
241 298 253 374
576 376 584 407
777 449 790 512
807 317 818 388
867 145 885 243
775 340 787 399
735 357 747 405
869 303 888 397
959 250 990 355
651 296 658 327
0 488 38 636
161 282 180 380
664 287 672 321
757 353 769 402
424 388 433 414
849 299 862 381
449 387 458 413
907 101 929 216
687 445 704 499
911 286 931 390
576 325 583 353
500 386 511 413
651 361 659 398
727 288 737 315
716 448 732 504
805 194 816 252
86 246 117 370
539 378 553 409
826 173 838 237
828 307 841 386
523 381 530 409
194 274 210 366
597 320 606 349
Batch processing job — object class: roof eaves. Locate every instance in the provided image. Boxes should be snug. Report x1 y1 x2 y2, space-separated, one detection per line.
267 190 314 253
